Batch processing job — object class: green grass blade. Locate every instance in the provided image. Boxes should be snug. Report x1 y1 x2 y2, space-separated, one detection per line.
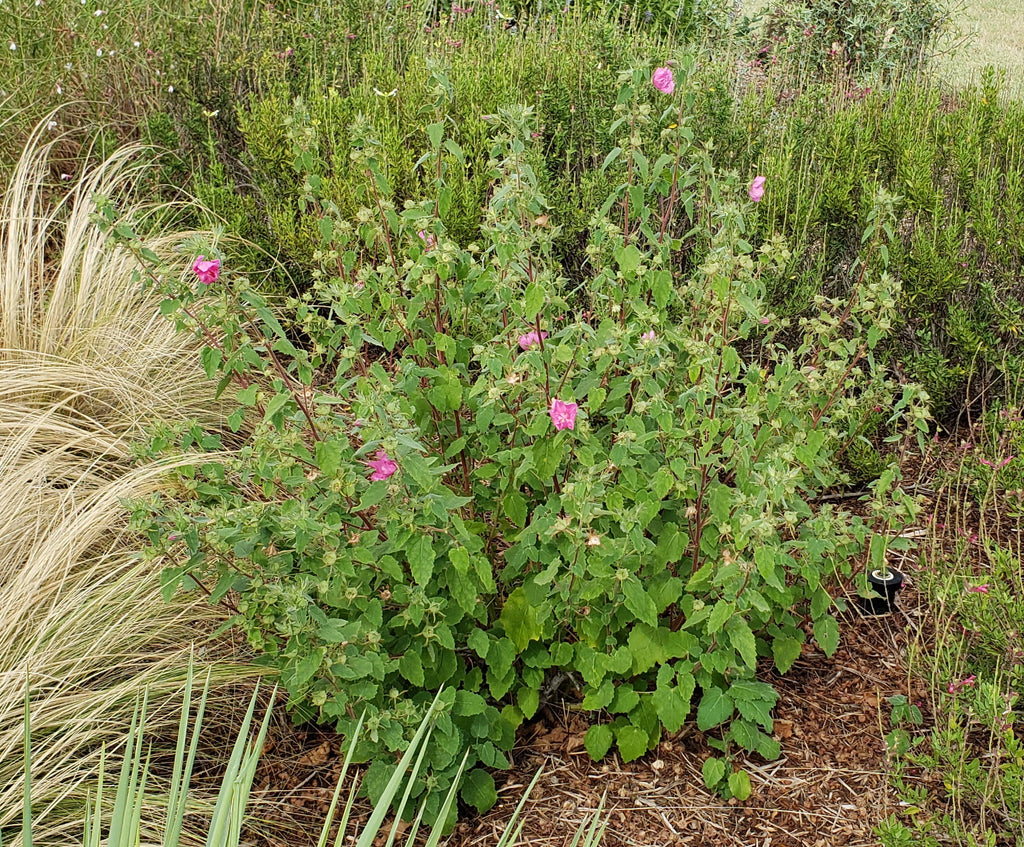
420 750 470 847
107 695 141 847
353 689 446 847
383 718 440 847
205 682 260 847
316 712 365 847
166 662 211 846
332 777 362 847
206 682 274 847
569 792 608 847
164 657 195 844
493 766 545 847
125 746 152 847
225 685 277 839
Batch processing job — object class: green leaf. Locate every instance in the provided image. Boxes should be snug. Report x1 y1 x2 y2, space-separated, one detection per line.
292 651 322 688
652 270 673 309
315 440 342 478
453 690 487 717
609 684 639 714
236 384 258 406
615 244 642 275
518 687 540 719
503 491 528 529
726 617 758 671
702 756 726 790
582 678 614 710
628 624 668 674
706 600 734 636
399 651 424 686
728 769 752 801
467 628 489 659
696 686 734 731
813 614 840 656
201 346 223 379
524 281 545 318
652 666 693 733
460 768 497 813
753 547 785 591
407 533 436 586
263 390 291 422
614 724 649 763
500 587 543 652
584 724 614 760
772 635 803 674
621 578 658 627
426 121 444 150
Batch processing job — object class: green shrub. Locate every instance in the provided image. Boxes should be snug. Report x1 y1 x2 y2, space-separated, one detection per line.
757 0 965 82
107 61 928 819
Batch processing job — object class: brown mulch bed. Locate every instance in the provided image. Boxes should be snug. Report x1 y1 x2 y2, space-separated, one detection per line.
243 599 923 847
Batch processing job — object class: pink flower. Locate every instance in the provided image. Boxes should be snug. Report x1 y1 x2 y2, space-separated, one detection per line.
652 67 675 95
966 583 990 594
748 176 766 203
550 398 578 431
417 230 436 250
518 330 548 350
979 455 1015 469
640 330 656 342
192 255 220 285
948 674 977 694
364 450 398 482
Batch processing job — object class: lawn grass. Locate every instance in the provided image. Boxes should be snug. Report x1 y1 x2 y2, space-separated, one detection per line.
938 0 1024 90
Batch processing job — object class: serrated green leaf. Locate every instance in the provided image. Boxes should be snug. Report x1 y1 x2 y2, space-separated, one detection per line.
453 690 487 717
652 270 673 309
500 587 543 652
772 634 803 674
524 281 545 318
292 651 322 688
702 756 726 789
652 673 692 732
726 617 757 670
398 651 424 686
696 686 734 731
615 724 649 763
706 600 734 636
518 686 540 719
628 624 668 674
813 614 840 656
315 440 343 477
728 769 752 801
407 533 435 586
584 724 614 760
621 578 658 627
461 768 497 813
467 628 489 658
582 678 614 710
236 384 258 406
615 244 642 275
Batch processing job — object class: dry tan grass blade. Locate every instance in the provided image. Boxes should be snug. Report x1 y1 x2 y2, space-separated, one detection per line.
0 121 263 844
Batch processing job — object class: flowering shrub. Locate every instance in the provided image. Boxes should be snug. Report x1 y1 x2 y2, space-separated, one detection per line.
111 62 927 817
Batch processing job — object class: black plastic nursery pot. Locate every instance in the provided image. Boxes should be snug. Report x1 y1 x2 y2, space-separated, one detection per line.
857 567 904 615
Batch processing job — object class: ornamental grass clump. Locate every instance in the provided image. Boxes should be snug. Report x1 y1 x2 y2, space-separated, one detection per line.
0 123 262 843
120 61 929 818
